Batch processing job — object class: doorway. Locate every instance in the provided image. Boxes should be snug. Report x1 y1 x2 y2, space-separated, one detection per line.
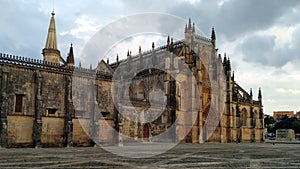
143 124 150 141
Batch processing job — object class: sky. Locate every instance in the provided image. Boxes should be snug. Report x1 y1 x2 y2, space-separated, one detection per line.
0 0 300 115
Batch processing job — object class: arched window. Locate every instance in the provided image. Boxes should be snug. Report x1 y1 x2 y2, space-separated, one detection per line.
136 81 146 100
241 108 248 127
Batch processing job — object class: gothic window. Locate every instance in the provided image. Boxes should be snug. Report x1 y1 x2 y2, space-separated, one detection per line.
75 110 85 117
241 108 248 127
101 112 109 118
15 94 24 113
47 108 58 116
136 81 146 100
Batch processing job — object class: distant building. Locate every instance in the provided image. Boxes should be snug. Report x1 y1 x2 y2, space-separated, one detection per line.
295 112 300 119
273 111 294 120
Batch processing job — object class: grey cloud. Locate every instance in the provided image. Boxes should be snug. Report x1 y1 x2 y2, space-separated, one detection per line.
239 34 277 66
79 13 187 67
216 0 300 40
164 0 300 41
238 25 300 68
0 1 48 59
1 0 300 68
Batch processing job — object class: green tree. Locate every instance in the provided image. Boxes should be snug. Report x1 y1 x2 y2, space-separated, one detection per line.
264 116 276 127
264 116 276 133
271 117 300 133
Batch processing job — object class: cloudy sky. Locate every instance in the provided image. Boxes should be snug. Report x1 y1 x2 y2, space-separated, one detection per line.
1 0 300 115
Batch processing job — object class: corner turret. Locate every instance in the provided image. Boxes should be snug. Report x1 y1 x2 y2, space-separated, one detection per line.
185 18 195 45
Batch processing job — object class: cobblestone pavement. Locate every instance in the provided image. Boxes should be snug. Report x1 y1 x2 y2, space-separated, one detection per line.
0 143 300 168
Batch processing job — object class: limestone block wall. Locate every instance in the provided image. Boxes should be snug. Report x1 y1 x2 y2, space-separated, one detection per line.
41 117 64 147
5 67 36 116
241 127 251 142
7 116 33 146
99 119 115 145
72 118 91 146
191 125 199 143
208 127 221 142
255 129 263 142
41 72 66 117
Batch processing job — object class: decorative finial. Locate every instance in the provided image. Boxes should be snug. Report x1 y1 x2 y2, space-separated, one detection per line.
107 58 109 64
116 53 119 63
228 57 231 70
211 26 216 46
223 53 227 63
258 88 262 99
70 43 73 47
51 10 55 16
152 42 155 49
193 23 195 32
167 35 170 44
188 18 192 29
127 50 130 57
139 46 141 53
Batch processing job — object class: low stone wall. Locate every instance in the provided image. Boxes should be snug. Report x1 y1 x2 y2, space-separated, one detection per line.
276 129 295 142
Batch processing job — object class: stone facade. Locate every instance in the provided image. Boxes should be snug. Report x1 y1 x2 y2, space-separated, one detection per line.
0 14 264 147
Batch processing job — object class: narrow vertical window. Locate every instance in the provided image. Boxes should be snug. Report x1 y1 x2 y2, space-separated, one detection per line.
15 94 23 113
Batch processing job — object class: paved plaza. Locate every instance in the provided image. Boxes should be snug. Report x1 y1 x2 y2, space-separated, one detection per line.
0 143 300 168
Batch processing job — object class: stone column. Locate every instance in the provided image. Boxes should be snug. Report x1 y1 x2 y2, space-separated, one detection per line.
64 75 74 147
91 84 99 146
33 72 43 148
118 120 123 147
0 68 9 147
89 80 98 146
198 110 203 143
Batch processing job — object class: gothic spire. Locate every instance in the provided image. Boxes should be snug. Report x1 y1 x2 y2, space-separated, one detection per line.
227 58 231 71
185 24 188 33
258 88 262 99
43 11 61 63
211 26 216 46
223 53 227 64
66 43 74 67
45 11 58 50
193 23 195 33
